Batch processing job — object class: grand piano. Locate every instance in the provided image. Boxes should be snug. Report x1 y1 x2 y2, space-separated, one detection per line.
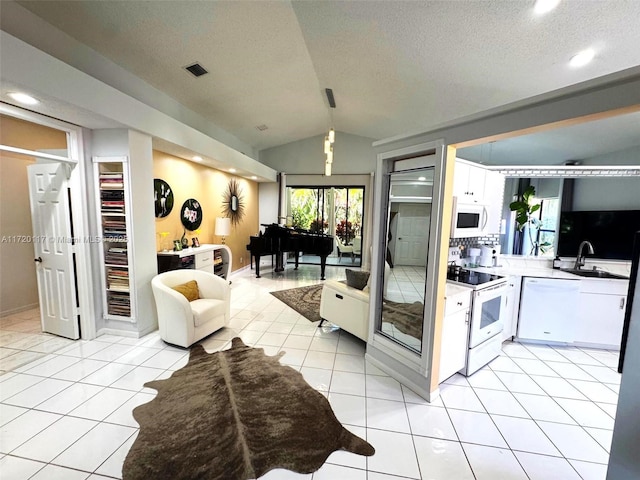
247 224 334 279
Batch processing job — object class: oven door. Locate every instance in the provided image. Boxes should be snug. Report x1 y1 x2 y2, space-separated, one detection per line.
469 282 506 348
451 197 488 238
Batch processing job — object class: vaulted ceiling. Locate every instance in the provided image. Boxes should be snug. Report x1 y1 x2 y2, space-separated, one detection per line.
8 1 640 155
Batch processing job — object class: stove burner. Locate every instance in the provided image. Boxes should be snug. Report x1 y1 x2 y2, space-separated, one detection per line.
447 268 504 286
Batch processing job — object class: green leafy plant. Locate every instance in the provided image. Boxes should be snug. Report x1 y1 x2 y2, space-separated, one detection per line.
509 185 551 255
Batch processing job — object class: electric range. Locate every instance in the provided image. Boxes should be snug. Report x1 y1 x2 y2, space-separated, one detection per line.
446 268 506 290
446 267 507 376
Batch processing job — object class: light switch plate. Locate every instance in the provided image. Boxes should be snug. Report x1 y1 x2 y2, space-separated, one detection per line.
448 247 461 263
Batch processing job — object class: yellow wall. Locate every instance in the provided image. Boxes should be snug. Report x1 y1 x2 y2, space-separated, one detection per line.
0 115 67 316
153 151 258 272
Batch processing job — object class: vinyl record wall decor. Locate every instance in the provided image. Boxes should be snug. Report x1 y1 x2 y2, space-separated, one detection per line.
153 179 174 218
222 178 245 226
180 198 203 231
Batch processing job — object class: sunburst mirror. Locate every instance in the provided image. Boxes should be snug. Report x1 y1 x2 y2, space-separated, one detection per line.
222 178 245 226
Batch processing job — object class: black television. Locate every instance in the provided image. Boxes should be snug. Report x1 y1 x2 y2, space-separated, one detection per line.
557 210 640 260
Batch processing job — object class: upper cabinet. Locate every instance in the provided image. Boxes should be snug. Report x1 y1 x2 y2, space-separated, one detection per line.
453 159 486 203
483 170 506 235
453 158 505 235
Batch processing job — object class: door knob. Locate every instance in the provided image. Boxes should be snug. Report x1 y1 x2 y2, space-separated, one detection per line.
34 257 42 263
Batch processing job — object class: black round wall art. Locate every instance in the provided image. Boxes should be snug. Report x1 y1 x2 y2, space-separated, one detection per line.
180 198 203 231
154 179 174 218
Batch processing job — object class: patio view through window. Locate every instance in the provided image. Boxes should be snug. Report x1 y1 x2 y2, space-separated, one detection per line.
286 186 364 267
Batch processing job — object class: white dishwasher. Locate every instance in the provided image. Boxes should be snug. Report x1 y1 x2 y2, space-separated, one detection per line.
517 277 581 343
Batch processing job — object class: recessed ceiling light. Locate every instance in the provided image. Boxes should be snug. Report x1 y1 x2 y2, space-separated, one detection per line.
7 92 39 105
534 0 560 15
250 176 257 180
192 156 203 162
570 49 595 67
229 168 237 173
418 176 426 181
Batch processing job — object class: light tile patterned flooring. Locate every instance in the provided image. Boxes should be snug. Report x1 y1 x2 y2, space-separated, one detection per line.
0 263 620 479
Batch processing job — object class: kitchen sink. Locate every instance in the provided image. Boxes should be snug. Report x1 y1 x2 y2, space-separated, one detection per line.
561 268 629 280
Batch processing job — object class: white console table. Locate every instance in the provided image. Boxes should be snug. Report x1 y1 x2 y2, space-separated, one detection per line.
157 244 232 279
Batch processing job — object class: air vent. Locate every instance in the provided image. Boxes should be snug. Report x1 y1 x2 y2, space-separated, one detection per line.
256 124 268 131
325 88 336 108
184 63 208 77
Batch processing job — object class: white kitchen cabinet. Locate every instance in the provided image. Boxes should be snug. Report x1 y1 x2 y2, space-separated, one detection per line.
439 287 472 382
483 170 505 234
502 275 522 341
454 159 486 204
517 277 581 343
575 279 628 348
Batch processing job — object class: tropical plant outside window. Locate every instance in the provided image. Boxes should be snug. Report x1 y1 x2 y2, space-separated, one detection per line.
288 186 364 260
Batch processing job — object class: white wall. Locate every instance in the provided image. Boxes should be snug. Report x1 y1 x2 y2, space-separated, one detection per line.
258 182 279 230
573 145 640 211
259 131 376 174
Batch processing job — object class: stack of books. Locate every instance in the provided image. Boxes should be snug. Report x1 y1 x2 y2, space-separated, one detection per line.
107 291 130 317
100 189 125 214
105 247 128 265
107 267 129 292
99 172 124 189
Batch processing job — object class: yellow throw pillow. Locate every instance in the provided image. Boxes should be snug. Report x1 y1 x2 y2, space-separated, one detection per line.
172 280 199 302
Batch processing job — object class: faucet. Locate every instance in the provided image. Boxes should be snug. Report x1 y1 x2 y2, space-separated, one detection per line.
574 240 595 270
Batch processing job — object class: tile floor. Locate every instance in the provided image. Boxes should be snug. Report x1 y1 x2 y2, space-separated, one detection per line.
0 263 620 479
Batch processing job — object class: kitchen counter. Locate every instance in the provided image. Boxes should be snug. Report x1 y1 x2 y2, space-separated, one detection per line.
445 282 473 297
464 255 630 283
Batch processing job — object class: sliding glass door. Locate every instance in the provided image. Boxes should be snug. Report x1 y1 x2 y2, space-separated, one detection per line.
287 186 365 266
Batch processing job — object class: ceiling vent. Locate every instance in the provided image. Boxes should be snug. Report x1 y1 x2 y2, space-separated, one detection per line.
256 124 269 131
325 88 336 108
184 63 209 77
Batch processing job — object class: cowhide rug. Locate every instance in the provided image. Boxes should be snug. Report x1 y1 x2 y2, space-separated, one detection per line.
123 337 374 480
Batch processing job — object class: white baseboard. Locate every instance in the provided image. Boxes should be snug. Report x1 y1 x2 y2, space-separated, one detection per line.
0 302 39 318
97 327 141 338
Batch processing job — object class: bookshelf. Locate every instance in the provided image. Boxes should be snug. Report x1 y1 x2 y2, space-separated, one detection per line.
93 156 135 322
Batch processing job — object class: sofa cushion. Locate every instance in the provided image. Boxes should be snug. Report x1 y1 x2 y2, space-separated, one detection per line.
172 280 199 302
345 269 370 290
190 298 227 327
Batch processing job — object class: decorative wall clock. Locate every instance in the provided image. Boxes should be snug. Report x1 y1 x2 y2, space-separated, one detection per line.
180 198 203 231
153 179 174 218
222 178 245 226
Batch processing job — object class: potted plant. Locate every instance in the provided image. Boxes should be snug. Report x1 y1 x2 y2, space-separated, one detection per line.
335 219 354 244
309 218 328 234
509 185 551 255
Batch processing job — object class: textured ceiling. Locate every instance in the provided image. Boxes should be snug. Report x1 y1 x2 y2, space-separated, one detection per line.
459 110 640 166
12 0 640 153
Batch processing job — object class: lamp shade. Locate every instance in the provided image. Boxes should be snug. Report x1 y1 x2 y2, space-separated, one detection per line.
215 217 231 236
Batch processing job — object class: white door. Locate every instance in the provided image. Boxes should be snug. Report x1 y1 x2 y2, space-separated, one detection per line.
394 203 430 266
27 162 80 339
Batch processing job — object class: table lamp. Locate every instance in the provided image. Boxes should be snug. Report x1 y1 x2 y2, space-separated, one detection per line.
215 217 231 244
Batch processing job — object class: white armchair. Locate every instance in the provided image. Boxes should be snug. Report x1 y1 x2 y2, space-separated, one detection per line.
336 238 354 262
352 236 362 259
151 269 230 348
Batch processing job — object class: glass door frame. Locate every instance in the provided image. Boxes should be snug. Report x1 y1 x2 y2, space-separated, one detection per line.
286 184 366 264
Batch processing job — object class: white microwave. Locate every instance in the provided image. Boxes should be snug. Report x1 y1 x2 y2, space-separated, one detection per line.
451 197 488 238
